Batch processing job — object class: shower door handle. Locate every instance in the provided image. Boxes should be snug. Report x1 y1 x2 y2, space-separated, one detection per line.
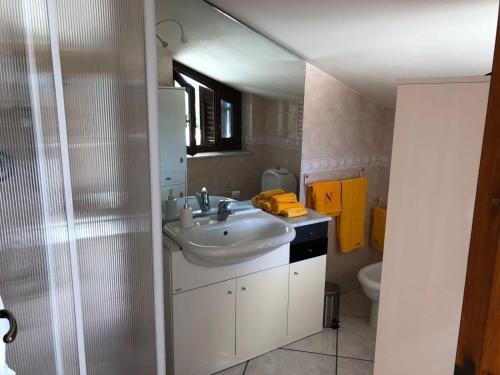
0 309 18 344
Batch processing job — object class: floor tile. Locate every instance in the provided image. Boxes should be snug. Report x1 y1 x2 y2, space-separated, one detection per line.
283 329 337 355
213 362 247 375
246 348 336 375
337 315 376 361
337 357 373 375
339 288 371 317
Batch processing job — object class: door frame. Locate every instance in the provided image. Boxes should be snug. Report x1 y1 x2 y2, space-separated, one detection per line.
455 7 500 375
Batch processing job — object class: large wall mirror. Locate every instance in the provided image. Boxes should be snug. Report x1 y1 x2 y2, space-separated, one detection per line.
156 0 306 216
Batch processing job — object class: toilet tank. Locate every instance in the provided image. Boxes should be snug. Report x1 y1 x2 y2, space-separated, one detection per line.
261 168 297 194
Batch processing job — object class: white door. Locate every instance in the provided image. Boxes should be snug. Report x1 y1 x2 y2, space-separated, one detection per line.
288 256 326 340
236 265 289 358
172 279 236 375
375 77 490 375
158 88 187 182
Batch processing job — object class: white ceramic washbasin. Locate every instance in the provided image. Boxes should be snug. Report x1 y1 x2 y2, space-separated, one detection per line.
163 209 296 266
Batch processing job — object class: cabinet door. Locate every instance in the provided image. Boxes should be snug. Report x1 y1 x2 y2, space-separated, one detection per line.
288 255 326 340
173 279 236 375
158 87 187 174
236 265 289 358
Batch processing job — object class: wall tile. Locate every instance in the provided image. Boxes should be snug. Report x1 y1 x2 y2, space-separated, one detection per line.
188 93 303 199
301 63 393 290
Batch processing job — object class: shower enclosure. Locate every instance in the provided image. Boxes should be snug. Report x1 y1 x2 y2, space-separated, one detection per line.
0 0 158 374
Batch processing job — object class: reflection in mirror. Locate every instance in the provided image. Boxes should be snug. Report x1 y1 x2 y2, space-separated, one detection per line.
156 0 306 220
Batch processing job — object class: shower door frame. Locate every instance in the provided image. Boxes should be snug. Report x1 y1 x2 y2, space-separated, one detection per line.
143 0 166 374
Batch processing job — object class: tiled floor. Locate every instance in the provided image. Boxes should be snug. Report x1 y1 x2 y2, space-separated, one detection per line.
215 288 376 375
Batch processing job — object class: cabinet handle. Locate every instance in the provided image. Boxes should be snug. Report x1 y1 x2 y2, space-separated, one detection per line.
227 291 232 295
293 271 299 275
308 232 313 236
241 286 246 291
307 248 313 253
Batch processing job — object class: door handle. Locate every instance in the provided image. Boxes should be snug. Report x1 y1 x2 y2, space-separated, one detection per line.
0 309 18 344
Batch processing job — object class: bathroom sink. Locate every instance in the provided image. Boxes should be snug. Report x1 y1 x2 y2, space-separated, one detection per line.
163 209 296 266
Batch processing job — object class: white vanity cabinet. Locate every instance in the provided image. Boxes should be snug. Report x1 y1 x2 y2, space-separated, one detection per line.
288 255 326 340
236 265 289 358
164 218 331 375
172 279 236 375
171 265 289 375
285 221 329 342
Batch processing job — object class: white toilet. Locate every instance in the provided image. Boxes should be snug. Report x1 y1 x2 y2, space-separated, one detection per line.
261 168 297 194
357 261 383 329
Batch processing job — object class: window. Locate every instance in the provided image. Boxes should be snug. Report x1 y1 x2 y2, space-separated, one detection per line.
173 61 241 155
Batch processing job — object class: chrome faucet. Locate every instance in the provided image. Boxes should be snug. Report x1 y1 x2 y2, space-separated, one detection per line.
217 200 234 221
195 187 210 212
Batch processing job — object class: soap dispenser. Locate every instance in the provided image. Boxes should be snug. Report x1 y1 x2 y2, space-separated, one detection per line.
179 197 193 228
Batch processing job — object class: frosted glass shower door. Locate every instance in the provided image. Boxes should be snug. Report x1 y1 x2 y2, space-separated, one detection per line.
0 1 81 374
54 0 157 373
0 0 157 374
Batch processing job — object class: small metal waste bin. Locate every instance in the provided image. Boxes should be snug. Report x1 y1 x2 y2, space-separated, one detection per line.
323 282 340 329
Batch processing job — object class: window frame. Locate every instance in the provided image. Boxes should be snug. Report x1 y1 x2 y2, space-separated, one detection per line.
173 61 241 155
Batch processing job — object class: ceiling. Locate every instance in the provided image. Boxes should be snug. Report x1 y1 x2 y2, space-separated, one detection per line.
209 0 499 107
156 0 306 101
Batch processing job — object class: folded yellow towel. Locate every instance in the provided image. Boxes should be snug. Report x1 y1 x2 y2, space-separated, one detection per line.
252 197 263 208
270 193 298 204
306 180 342 216
371 207 387 252
271 202 303 215
337 177 367 252
263 201 274 212
252 190 303 216
257 189 285 200
281 206 308 218
252 189 286 209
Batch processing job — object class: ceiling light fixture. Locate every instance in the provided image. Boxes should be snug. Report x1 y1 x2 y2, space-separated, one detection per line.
156 18 188 48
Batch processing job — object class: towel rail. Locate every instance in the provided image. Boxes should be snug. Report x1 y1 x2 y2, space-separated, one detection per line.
303 167 365 188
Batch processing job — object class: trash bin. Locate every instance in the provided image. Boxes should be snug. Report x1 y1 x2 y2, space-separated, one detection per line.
323 282 340 329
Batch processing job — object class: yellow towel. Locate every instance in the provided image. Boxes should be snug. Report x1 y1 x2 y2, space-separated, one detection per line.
271 202 303 215
371 207 387 252
257 189 285 200
281 206 308 218
337 177 367 252
252 197 263 208
252 189 286 209
270 193 298 204
263 201 273 212
306 180 342 216
252 191 302 215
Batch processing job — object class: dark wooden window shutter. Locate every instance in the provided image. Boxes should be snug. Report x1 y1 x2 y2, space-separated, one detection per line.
199 86 215 145
174 61 241 154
